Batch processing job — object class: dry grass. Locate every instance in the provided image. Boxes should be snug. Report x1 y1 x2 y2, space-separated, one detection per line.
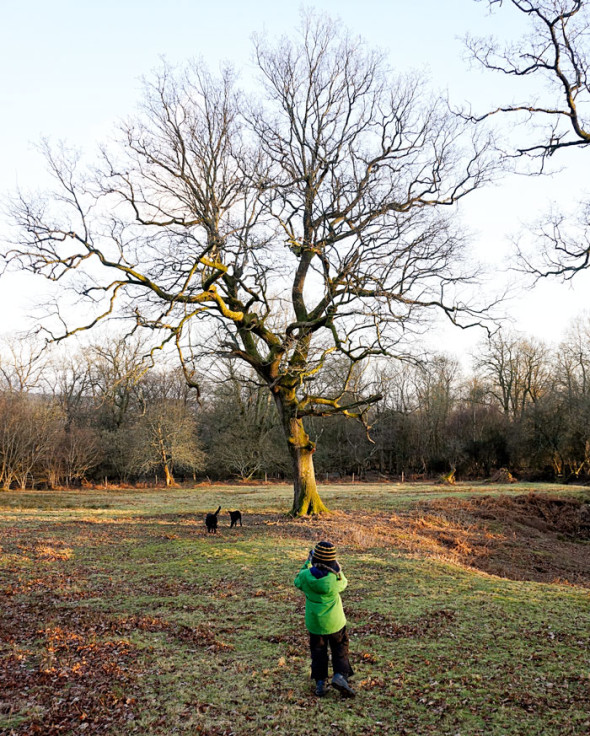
1 482 589 735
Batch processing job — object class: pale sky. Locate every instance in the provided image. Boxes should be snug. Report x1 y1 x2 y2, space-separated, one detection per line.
1 0 589 359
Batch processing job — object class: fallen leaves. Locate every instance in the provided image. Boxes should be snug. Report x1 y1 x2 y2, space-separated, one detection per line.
0 590 237 736
354 609 456 640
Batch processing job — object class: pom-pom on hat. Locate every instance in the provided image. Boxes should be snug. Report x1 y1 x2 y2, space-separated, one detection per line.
312 540 337 564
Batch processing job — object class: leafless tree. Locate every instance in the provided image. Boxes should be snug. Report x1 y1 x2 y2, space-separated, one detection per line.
474 331 550 419
128 401 205 486
548 316 590 475
5 14 495 514
468 1 590 279
86 336 149 430
0 394 63 490
0 336 47 393
202 362 287 481
468 0 590 158
414 355 462 472
45 351 93 428
43 425 102 488
557 314 590 398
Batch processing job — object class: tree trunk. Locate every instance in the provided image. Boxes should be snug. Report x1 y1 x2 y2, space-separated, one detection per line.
157 429 176 487
163 462 176 487
274 394 328 515
288 427 327 516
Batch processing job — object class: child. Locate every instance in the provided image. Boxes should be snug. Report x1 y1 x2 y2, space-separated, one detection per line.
294 540 355 698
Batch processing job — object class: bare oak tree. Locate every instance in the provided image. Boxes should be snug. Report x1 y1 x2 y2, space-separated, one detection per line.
5 15 494 514
469 0 590 278
474 331 550 419
468 0 590 158
0 336 47 393
128 401 204 486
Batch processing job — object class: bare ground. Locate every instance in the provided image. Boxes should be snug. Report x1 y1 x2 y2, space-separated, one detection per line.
279 492 590 587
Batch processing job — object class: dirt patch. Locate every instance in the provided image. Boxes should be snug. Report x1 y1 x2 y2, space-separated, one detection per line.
411 493 590 586
458 493 589 537
268 493 590 587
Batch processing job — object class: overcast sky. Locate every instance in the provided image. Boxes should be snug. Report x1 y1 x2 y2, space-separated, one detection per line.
1 0 589 360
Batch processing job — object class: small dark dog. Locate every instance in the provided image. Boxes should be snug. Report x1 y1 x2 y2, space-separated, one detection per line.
229 510 242 528
205 506 221 533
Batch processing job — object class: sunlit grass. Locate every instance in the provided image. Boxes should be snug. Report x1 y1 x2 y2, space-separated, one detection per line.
1 483 588 735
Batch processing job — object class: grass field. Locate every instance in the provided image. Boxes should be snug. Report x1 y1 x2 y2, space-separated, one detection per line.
1 482 589 736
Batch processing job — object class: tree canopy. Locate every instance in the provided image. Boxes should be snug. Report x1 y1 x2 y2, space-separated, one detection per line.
5 14 496 514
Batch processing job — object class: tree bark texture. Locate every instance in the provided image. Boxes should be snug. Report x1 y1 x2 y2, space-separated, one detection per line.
288 416 328 516
163 463 175 487
276 396 328 516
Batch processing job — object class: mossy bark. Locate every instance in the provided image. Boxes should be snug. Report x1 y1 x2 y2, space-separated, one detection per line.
275 394 328 516
163 463 176 487
287 416 328 516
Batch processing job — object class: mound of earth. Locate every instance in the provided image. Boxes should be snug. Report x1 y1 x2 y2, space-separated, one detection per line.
485 468 517 483
471 492 589 536
411 493 590 586
280 491 590 587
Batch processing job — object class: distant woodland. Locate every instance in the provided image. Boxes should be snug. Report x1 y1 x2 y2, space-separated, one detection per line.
2 321 590 490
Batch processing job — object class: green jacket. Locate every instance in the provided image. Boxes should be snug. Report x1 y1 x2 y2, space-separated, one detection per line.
294 562 348 635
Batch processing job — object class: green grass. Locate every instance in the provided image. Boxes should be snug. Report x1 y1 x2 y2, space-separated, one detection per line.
1 483 589 735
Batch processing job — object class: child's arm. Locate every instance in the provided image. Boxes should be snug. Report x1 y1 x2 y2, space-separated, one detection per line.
335 570 348 592
294 552 313 589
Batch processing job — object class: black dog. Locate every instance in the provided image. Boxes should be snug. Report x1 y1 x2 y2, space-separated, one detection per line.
229 510 242 528
205 506 221 533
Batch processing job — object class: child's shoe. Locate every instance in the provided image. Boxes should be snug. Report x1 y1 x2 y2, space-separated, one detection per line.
331 673 355 698
314 679 327 697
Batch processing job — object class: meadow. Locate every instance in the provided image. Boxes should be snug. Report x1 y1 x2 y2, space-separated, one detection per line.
1 482 589 736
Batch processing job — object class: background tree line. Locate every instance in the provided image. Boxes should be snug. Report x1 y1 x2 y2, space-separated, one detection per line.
6 3 590 512
1 317 590 489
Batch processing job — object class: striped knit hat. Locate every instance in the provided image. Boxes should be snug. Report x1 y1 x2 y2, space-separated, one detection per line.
312 541 337 566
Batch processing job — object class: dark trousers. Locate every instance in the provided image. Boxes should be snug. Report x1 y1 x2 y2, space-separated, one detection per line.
309 626 354 681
